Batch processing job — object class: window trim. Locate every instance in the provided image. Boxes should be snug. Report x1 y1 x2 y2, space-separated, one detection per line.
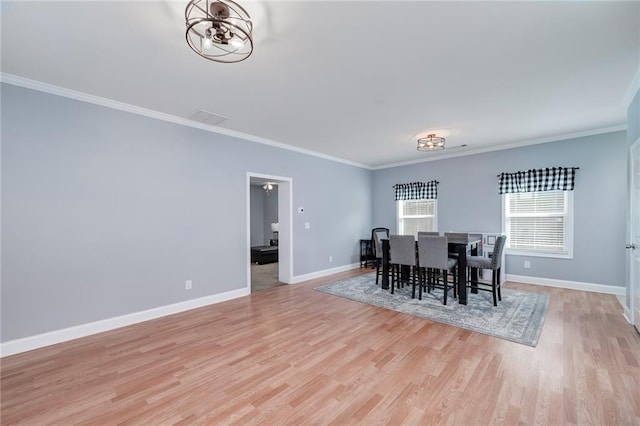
501 190 574 259
396 199 438 236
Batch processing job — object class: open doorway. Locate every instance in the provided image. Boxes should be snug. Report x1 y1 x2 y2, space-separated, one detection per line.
246 173 292 292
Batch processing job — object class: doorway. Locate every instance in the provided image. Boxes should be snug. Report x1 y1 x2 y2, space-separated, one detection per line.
246 173 292 292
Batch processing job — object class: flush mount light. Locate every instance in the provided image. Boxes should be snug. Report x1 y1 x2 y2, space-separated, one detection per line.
185 0 253 63
417 134 446 152
263 182 275 195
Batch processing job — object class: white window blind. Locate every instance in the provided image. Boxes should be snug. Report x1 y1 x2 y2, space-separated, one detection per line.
397 200 437 237
504 190 572 257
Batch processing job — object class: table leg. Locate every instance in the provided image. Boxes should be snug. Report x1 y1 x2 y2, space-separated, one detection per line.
470 243 479 294
457 245 467 305
382 239 390 290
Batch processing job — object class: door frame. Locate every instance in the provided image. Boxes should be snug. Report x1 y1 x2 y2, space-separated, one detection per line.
246 172 293 289
630 137 640 328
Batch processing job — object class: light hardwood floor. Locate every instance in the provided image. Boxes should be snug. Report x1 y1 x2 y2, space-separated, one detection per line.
1 269 639 425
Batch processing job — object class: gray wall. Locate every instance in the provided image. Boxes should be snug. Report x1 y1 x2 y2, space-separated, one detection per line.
1 84 373 341
249 185 279 246
250 185 265 246
372 131 628 288
628 90 640 144
263 188 278 244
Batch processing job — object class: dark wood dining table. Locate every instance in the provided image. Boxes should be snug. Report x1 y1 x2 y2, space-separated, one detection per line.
381 235 481 305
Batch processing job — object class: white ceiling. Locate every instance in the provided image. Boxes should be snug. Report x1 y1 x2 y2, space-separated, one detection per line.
2 1 639 168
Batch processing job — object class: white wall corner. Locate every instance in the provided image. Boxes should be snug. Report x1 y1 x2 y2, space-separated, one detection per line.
290 263 361 284
0 287 249 358
506 274 626 296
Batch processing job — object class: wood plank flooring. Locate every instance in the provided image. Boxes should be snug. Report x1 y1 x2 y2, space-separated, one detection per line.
2 269 639 425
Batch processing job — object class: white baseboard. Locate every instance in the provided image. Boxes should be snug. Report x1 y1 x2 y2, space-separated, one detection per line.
506 274 626 296
623 305 633 325
290 263 361 284
0 287 249 358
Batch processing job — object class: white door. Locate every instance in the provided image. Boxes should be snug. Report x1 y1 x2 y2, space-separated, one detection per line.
631 139 640 332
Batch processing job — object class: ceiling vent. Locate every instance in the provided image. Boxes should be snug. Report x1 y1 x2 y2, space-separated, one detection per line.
189 110 228 126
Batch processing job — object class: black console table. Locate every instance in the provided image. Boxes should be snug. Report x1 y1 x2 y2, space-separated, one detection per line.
359 239 374 268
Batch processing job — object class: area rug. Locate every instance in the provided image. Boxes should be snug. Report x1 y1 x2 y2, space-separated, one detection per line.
315 272 548 347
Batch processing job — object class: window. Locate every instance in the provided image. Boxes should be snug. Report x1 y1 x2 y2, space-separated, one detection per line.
397 199 437 237
503 190 573 258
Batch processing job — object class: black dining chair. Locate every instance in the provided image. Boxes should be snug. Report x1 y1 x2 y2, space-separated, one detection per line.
417 235 458 304
466 235 506 306
371 227 390 285
389 234 418 295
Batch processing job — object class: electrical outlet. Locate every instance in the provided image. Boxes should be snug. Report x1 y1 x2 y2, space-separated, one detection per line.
329 255 333 263
304 222 311 229
185 280 193 290
524 261 531 269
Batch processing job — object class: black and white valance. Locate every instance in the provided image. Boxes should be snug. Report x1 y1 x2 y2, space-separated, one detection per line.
394 181 438 200
498 167 578 194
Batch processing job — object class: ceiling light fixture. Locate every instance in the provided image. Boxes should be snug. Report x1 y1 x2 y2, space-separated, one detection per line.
417 134 446 152
185 0 253 63
263 182 275 195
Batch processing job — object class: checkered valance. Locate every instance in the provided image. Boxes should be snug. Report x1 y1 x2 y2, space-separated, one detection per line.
498 167 578 194
394 181 438 200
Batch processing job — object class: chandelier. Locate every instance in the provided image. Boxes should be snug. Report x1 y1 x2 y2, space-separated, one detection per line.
417 134 446 152
185 0 253 63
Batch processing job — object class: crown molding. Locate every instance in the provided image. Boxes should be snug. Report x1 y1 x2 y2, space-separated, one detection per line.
372 124 628 170
2 72 632 172
0 73 373 170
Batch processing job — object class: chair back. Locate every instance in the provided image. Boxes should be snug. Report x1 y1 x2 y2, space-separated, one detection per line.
491 235 507 269
389 235 417 266
371 228 389 259
418 231 439 237
418 236 449 270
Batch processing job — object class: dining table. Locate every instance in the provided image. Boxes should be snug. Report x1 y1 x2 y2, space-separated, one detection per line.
380 234 481 305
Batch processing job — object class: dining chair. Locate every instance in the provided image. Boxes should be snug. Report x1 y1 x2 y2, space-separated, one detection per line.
371 227 390 285
466 235 506 306
416 232 439 289
417 236 458 304
389 235 418 295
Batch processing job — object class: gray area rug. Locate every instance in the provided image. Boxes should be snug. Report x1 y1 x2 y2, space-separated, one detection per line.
315 272 549 347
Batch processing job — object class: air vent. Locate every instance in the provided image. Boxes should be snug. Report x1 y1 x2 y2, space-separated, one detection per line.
447 144 468 150
189 110 227 126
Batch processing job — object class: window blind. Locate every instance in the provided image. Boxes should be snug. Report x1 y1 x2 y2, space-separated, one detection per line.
505 191 568 253
398 200 436 236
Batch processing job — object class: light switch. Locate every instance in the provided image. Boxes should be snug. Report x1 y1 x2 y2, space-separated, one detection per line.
304 222 311 229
